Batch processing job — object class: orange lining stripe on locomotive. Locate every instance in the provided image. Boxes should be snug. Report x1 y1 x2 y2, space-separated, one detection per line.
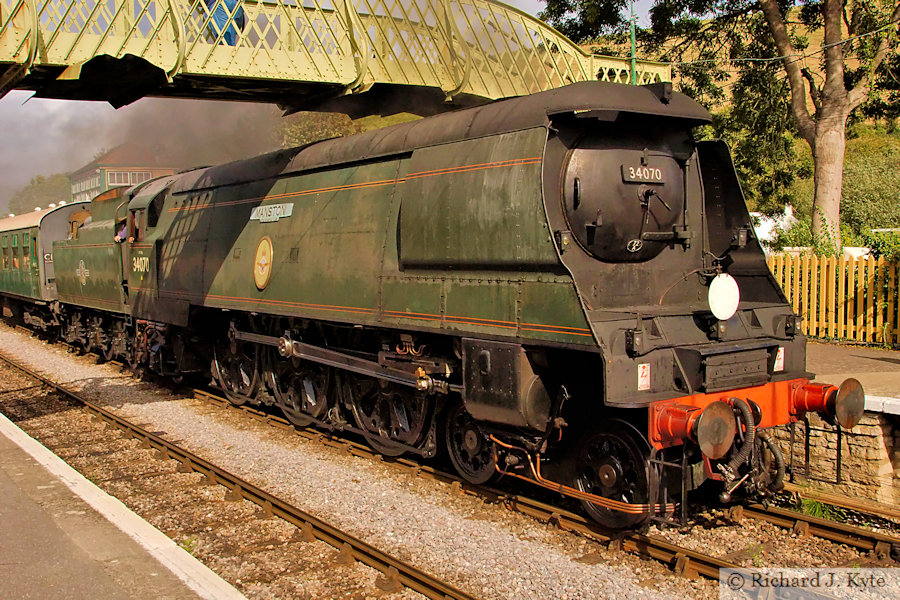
56 244 119 249
404 157 543 179
161 289 377 316
383 309 592 336
166 156 543 214
169 178 400 213
154 290 587 337
58 294 122 307
520 326 595 337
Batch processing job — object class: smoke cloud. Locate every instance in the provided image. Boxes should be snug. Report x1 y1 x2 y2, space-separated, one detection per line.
0 92 282 211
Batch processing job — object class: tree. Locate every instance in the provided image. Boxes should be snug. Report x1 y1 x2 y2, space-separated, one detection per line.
541 0 900 250
7 174 71 216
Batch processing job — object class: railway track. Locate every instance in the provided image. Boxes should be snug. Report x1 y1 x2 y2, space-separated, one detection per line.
782 481 900 522
3 340 899 584
196 390 742 579
0 350 476 600
191 391 900 569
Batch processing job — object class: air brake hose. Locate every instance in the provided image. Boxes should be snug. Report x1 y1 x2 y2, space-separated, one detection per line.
757 431 786 492
722 397 756 480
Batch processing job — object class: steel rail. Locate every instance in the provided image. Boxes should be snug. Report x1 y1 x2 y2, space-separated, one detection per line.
0 351 478 600
782 481 900 522
192 389 900 570
4 339 896 582
193 390 736 579
730 504 900 558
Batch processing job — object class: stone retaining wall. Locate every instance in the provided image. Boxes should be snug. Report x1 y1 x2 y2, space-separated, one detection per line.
770 412 899 504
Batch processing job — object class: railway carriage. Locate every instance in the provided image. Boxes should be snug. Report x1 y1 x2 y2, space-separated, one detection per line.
0 202 89 329
0 81 865 528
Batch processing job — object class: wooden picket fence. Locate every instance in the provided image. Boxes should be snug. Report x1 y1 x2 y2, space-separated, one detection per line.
767 254 900 344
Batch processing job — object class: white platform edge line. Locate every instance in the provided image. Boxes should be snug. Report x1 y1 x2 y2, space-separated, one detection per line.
0 411 247 600
865 395 900 415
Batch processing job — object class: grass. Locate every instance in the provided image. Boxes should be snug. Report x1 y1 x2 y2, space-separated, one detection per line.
180 536 198 555
797 498 844 522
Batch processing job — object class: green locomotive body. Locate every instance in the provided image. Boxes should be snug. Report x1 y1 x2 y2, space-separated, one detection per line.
0 81 865 528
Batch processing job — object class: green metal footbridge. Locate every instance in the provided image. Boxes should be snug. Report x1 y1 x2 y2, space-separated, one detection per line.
0 0 670 113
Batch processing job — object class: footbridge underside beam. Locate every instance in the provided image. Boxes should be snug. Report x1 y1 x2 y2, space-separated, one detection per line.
1 0 670 113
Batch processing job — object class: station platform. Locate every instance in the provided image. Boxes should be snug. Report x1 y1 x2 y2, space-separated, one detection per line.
0 413 245 600
807 341 900 415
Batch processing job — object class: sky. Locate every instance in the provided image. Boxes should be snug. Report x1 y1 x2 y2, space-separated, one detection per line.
0 0 654 213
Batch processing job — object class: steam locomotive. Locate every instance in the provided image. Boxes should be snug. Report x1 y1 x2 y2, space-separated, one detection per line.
0 81 863 528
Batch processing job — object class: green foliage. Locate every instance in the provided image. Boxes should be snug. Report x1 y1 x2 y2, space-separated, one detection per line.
862 231 900 262
785 124 900 246
179 536 198 555
7 174 71 216
277 112 421 149
539 0 629 42
278 112 361 148
839 125 900 236
768 215 844 255
537 1 900 224
716 15 804 215
797 498 844 521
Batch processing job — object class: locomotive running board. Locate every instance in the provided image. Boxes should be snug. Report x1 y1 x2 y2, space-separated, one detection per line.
230 325 458 395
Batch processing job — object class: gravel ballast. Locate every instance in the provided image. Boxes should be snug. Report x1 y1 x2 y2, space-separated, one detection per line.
0 323 867 599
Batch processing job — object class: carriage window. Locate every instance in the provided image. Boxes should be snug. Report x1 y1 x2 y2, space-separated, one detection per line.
12 234 17 247
12 246 19 269
2 248 8 270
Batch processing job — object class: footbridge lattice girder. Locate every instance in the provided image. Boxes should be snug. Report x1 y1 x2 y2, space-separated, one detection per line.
1 0 670 108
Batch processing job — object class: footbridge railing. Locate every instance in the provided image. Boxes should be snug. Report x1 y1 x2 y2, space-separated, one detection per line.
0 0 670 109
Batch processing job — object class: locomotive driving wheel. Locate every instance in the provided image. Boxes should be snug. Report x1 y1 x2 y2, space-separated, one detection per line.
212 338 260 406
87 316 115 362
108 321 129 363
345 375 432 457
573 419 655 529
445 401 497 484
268 352 332 427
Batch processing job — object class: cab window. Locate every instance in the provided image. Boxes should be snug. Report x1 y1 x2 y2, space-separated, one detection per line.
130 210 145 242
69 209 91 240
147 190 167 229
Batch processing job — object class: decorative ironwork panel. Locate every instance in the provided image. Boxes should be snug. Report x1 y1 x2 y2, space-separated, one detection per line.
1 0 670 103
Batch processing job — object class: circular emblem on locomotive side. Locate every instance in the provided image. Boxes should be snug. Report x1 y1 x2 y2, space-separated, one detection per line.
253 236 274 290
75 259 90 286
626 239 643 253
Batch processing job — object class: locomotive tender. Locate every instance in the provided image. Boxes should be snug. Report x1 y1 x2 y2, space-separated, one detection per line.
0 81 864 528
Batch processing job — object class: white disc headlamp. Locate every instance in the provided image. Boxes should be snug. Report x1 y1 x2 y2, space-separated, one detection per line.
708 273 740 321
